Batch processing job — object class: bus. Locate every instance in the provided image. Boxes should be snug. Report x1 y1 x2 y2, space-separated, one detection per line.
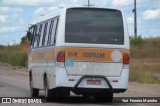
27 7 130 102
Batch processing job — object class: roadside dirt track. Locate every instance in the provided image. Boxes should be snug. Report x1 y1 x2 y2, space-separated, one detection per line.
0 62 159 106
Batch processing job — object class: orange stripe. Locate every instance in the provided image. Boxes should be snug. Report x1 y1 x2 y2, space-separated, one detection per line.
31 49 55 62
57 48 129 62
30 48 129 62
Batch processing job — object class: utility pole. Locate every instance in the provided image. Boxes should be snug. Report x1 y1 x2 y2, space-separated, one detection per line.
133 0 137 38
84 0 94 7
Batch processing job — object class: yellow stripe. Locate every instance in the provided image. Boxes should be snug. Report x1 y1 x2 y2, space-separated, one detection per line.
31 49 55 62
29 47 129 63
57 48 129 62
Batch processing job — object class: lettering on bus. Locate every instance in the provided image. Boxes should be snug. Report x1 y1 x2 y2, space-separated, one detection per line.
83 52 105 58
68 52 77 57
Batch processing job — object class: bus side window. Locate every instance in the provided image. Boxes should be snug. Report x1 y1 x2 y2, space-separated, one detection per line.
29 27 34 47
47 20 54 45
38 23 45 47
37 24 43 47
54 18 59 45
44 21 51 46
33 25 39 48
31 26 37 48
50 18 58 45
42 22 48 46
29 27 33 35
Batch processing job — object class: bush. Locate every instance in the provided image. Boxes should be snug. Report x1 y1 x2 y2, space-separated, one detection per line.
130 35 143 46
0 45 28 67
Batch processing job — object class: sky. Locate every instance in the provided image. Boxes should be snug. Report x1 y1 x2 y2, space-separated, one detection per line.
0 0 160 45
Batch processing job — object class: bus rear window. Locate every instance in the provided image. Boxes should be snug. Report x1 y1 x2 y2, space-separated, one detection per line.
65 8 124 45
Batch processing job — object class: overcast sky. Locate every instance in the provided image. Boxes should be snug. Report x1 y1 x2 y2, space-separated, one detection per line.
0 0 160 45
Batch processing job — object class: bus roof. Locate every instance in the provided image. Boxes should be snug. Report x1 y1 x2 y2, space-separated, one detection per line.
30 6 122 26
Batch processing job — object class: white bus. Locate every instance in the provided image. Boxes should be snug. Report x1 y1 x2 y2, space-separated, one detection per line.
27 7 130 102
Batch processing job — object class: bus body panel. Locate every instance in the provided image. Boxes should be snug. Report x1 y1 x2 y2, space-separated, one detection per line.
55 66 129 89
29 47 57 89
56 47 129 77
29 47 129 91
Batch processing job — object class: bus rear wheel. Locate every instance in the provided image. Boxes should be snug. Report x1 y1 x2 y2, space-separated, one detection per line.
94 92 113 102
29 75 39 97
44 78 54 101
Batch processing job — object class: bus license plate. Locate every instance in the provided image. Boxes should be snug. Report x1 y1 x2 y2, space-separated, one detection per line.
87 80 101 85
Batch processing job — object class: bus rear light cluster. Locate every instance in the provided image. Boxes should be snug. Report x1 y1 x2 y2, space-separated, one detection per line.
57 51 65 62
123 53 129 64
57 51 65 67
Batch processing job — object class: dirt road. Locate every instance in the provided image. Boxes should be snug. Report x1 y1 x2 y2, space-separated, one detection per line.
0 62 159 106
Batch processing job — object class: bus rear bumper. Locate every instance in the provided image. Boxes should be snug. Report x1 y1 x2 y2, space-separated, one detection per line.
54 87 126 95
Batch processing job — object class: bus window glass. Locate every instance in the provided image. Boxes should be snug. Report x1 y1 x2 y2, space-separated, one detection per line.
65 8 124 45
47 20 54 45
42 22 48 46
33 25 39 47
44 21 50 46
31 26 37 48
50 18 58 45
39 23 45 47
37 24 43 47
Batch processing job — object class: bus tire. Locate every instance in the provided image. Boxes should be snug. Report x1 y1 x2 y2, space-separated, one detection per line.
94 92 113 102
82 94 90 98
29 74 39 97
44 77 54 101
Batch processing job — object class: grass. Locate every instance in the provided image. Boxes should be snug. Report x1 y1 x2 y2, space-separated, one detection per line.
130 37 160 84
0 45 28 67
129 59 160 84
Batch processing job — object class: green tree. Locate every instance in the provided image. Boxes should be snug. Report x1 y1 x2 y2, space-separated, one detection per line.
20 35 28 45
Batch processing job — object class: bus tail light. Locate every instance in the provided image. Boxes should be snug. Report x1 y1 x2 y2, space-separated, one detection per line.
57 51 65 67
57 51 65 62
123 53 129 64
